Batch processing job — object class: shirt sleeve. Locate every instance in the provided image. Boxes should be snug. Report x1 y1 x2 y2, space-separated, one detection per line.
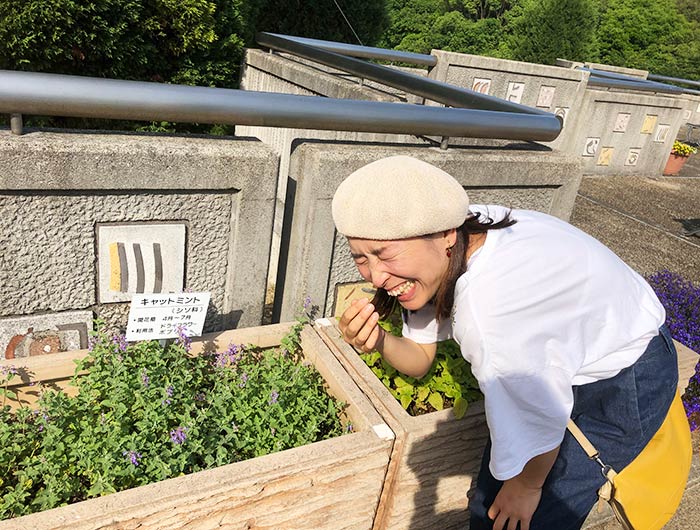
482 364 573 480
401 304 452 344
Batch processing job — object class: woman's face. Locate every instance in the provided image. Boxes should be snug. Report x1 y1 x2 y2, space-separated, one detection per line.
347 230 455 311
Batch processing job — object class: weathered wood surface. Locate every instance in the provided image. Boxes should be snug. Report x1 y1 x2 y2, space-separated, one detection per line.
315 320 487 530
316 321 699 530
0 323 394 530
676 340 698 393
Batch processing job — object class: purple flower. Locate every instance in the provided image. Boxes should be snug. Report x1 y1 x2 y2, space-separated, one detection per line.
231 421 238 432
0 365 18 377
166 386 174 397
215 343 242 368
195 392 206 402
123 450 142 466
174 324 192 353
170 426 188 445
239 372 248 388
269 390 279 405
88 335 100 352
111 334 128 353
648 270 700 430
303 295 312 311
140 368 150 388
346 423 354 433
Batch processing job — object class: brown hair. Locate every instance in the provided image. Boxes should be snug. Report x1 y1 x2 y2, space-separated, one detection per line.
371 210 517 321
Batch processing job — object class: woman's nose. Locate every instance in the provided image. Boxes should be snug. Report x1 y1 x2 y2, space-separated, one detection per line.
368 264 390 289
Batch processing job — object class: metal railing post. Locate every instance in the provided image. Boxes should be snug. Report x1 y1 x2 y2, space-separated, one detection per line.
10 113 23 135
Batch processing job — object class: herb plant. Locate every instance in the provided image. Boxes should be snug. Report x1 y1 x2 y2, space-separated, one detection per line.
647 270 700 431
0 319 347 519
671 140 698 157
359 315 482 419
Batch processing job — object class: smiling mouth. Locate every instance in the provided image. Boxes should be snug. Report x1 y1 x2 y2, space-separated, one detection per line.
387 280 415 297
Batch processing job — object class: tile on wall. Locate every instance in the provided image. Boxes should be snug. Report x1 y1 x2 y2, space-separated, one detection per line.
472 78 492 95
506 82 525 104
597 147 614 166
625 148 641 166
583 137 600 157
613 112 632 133
97 222 186 303
641 114 658 134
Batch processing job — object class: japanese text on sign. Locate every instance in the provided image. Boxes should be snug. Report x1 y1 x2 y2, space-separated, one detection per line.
126 292 211 342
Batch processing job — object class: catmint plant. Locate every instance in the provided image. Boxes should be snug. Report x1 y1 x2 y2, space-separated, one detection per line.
0 319 348 519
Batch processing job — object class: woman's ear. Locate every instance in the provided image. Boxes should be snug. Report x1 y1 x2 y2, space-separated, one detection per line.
443 228 457 247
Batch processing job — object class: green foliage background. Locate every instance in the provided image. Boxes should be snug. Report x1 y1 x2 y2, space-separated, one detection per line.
1 0 698 132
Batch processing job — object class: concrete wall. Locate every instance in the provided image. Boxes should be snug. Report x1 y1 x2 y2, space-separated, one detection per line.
237 49 432 285
277 141 582 321
679 94 700 128
555 59 649 79
429 50 590 152
570 88 686 175
0 130 278 352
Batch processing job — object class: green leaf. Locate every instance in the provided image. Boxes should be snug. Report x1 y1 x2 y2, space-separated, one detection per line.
399 394 413 410
427 392 443 411
453 396 468 419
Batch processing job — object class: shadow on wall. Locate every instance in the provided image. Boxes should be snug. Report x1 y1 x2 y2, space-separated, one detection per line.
406 414 488 530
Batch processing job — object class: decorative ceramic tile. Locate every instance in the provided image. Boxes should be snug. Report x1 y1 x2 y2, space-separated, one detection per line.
472 78 492 95
654 124 671 143
1 311 93 358
625 148 641 166
613 112 632 133
536 86 556 108
506 82 525 104
333 281 376 319
597 147 614 166
641 114 658 134
582 137 600 157
554 107 570 126
97 222 186 303
684 109 693 121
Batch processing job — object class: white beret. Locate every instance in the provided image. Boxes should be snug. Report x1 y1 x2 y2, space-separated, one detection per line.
331 155 470 240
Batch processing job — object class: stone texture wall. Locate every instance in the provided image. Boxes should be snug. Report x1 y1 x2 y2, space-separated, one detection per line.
0 130 278 352
429 50 589 153
277 141 582 321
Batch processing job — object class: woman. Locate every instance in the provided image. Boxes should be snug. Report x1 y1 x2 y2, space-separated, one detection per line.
333 155 678 530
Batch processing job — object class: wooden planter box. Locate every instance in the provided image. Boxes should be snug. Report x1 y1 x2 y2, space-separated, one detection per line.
315 320 700 530
0 323 394 530
315 320 488 530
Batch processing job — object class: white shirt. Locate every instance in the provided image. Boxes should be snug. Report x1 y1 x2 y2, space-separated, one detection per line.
402 205 665 480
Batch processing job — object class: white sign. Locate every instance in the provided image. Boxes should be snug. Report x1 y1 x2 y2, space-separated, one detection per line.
126 292 211 342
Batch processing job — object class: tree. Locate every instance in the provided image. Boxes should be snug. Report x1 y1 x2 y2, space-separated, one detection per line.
0 0 246 88
596 0 694 76
502 0 598 64
248 0 388 46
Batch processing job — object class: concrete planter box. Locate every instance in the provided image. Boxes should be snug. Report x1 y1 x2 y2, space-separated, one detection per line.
0 323 393 530
315 320 488 530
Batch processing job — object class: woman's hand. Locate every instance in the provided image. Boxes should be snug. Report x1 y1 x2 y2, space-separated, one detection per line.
338 298 385 353
488 477 542 530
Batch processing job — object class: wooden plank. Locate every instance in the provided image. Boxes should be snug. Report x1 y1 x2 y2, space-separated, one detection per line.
4 432 391 530
316 320 486 530
676 339 698 392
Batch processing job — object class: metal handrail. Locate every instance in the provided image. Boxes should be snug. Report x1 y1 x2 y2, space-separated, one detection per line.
0 70 562 141
256 32 558 118
582 68 700 96
647 73 700 93
263 34 437 67
580 68 686 95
